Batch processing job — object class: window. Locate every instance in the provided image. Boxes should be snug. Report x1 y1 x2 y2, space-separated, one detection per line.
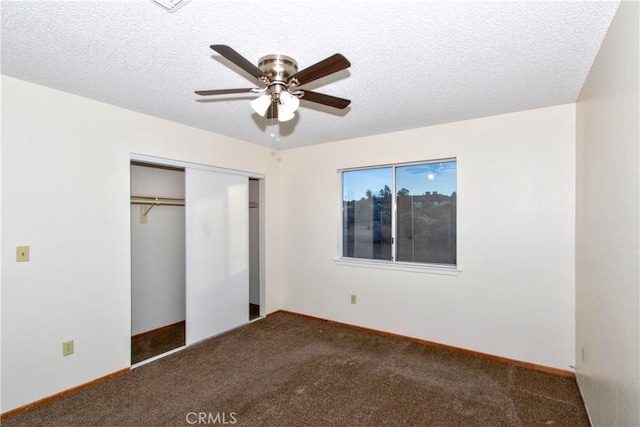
342 159 457 266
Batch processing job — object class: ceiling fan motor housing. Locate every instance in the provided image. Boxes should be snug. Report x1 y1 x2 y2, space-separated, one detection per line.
258 54 298 83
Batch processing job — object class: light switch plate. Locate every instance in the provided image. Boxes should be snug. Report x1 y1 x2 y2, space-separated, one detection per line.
16 246 30 262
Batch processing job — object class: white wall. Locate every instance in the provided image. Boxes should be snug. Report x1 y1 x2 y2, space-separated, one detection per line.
131 165 185 335
575 1 640 425
0 75 281 413
280 104 576 370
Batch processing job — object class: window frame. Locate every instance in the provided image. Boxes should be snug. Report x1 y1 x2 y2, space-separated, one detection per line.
338 158 459 273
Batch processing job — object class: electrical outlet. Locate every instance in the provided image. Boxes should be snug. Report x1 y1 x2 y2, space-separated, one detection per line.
63 340 74 357
16 245 30 262
350 294 357 304
581 347 585 363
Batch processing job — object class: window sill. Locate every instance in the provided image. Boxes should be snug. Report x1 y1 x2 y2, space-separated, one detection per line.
333 258 462 276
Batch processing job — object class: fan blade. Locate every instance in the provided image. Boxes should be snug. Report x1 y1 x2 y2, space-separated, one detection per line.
287 54 350 86
301 90 351 109
266 102 278 120
210 45 266 80
195 88 255 96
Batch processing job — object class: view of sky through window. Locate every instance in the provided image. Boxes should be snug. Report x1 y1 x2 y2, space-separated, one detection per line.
343 162 456 201
396 162 456 197
343 167 392 201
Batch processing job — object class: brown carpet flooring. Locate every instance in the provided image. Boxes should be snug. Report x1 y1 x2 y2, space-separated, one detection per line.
131 321 185 364
4 312 589 426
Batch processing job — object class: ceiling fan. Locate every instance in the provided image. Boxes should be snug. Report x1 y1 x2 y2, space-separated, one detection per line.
195 45 351 122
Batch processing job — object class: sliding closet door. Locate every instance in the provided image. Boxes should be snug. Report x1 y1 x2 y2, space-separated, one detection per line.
185 169 249 345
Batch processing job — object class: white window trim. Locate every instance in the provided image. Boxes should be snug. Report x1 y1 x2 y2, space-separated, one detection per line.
333 257 462 276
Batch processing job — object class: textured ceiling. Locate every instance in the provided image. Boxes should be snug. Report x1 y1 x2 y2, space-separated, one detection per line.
1 0 620 150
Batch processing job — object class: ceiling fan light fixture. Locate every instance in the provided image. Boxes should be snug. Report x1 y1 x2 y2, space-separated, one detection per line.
277 104 295 122
250 94 272 117
279 91 300 114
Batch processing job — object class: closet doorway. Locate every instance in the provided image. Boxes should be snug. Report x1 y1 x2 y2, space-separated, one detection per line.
130 154 265 365
249 178 261 320
130 162 186 364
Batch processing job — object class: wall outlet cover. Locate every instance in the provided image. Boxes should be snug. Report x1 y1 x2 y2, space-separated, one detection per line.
63 340 74 356
16 245 30 262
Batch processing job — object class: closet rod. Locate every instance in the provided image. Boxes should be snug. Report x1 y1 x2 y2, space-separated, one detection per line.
130 195 185 207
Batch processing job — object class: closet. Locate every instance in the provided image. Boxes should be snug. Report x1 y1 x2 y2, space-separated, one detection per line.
130 163 186 363
130 155 264 365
